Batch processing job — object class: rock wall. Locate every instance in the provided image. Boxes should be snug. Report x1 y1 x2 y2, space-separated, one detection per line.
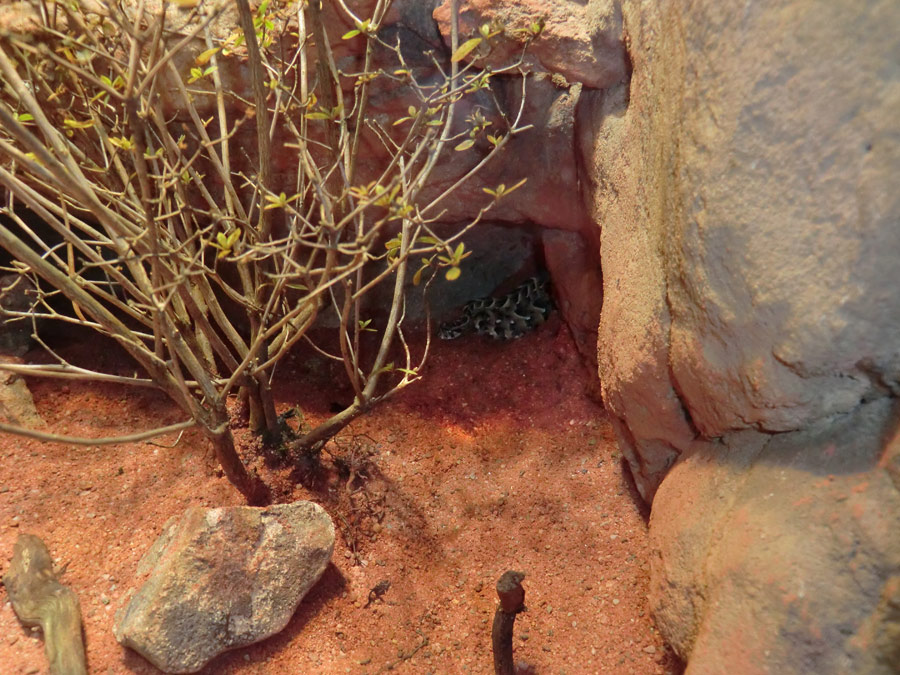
585 0 900 672
649 399 900 674
592 0 900 499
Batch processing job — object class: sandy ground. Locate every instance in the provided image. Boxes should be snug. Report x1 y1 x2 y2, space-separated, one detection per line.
0 318 681 674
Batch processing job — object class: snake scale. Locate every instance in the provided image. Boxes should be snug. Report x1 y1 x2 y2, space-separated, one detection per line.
438 275 554 340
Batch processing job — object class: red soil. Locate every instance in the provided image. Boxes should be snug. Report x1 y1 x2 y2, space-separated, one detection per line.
0 319 680 674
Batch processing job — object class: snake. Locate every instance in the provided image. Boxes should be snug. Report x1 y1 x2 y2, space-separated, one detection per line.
438 275 554 340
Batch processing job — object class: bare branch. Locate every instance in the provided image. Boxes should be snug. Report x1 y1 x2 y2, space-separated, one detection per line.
0 419 196 446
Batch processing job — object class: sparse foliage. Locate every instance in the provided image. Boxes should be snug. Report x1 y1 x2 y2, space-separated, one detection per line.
0 0 538 503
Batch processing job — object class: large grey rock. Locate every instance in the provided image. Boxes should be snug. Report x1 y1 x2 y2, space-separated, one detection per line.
662 2 900 438
114 502 334 673
587 0 900 672
583 75 694 500
650 398 900 674
591 0 900 496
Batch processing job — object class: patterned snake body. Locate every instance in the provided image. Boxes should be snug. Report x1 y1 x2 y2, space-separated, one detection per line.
439 275 554 340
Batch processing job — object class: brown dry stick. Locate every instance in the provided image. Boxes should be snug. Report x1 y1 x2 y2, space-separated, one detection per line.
2 533 87 675
492 570 526 675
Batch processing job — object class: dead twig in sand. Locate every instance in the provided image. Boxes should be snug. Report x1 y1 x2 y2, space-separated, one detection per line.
492 570 526 675
2 534 87 675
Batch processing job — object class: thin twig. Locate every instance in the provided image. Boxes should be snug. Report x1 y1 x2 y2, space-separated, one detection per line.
0 420 196 446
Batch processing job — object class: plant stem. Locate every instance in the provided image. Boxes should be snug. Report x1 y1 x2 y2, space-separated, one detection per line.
207 421 269 506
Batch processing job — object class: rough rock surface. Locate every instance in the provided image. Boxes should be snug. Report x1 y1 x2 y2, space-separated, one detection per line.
433 0 627 89
587 0 900 672
542 229 603 367
582 77 694 499
650 398 900 674
0 358 44 430
113 502 334 673
591 0 900 497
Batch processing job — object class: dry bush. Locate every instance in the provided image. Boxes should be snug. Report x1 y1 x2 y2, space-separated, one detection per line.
0 0 539 503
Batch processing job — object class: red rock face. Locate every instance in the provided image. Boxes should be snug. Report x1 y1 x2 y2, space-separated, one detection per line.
433 0 628 89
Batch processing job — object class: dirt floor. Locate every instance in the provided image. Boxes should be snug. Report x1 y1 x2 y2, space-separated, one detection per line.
0 317 681 674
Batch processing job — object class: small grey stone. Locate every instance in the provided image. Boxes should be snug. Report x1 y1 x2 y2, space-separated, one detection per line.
113 501 334 673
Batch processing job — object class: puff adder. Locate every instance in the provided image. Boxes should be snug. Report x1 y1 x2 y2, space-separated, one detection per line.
438 275 554 340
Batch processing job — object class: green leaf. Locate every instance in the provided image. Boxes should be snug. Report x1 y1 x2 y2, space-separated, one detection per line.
445 266 461 281
213 228 241 258
264 192 291 210
63 118 94 129
455 139 475 152
108 136 134 150
195 47 220 66
15 113 34 123
451 37 482 63
342 29 361 39
502 177 528 197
